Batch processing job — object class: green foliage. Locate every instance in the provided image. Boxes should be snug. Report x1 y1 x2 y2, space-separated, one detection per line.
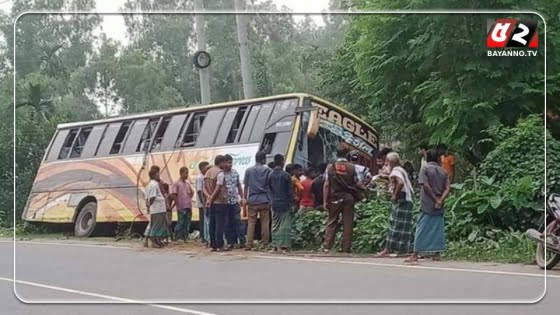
292 211 328 250
290 198 533 263
318 0 557 160
352 200 392 253
449 116 555 232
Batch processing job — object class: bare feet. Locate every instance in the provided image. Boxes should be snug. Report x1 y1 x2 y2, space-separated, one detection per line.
404 255 418 263
377 249 390 257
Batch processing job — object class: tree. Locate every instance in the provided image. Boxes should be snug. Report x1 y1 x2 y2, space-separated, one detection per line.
318 0 557 160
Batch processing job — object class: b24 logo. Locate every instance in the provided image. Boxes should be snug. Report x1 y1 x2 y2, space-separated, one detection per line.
487 19 538 48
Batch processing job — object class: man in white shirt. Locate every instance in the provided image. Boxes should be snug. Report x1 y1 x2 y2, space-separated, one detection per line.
196 161 210 246
144 165 168 248
378 152 414 257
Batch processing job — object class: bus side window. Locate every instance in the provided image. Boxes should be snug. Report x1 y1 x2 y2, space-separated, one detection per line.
69 127 92 158
110 121 132 154
260 133 276 154
136 119 159 152
177 112 207 148
239 105 261 143
249 102 275 143
150 116 171 151
58 129 78 159
80 124 106 158
226 106 248 143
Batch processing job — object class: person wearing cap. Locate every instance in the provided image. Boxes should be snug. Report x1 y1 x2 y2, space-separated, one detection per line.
348 150 372 186
321 145 362 253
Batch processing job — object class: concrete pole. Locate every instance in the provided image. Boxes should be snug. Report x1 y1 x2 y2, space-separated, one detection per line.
234 0 256 99
194 0 211 104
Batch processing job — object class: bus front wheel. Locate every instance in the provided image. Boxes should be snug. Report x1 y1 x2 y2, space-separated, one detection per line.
74 202 97 237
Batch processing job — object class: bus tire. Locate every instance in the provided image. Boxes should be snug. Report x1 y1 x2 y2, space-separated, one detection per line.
74 201 97 238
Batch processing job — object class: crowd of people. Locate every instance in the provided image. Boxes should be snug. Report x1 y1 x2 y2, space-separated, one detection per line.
142 142 456 263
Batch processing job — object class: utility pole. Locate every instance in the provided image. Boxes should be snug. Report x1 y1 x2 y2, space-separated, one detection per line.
194 0 211 104
234 0 256 99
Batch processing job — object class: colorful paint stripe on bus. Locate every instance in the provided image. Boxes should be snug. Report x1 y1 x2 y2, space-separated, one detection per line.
23 144 260 224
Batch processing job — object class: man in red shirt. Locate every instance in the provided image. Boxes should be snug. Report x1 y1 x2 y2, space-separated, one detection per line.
299 167 317 212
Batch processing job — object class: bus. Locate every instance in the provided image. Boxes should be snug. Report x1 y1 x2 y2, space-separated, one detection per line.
22 93 379 237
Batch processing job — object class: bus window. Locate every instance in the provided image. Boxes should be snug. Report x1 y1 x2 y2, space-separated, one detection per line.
69 127 92 158
194 110 224 147
271 132 291 157
260 133 276 154
58 129 78 159
136 119 159 152
109 121 132 155
80 124 106 158
239 105 260 143
177 112 207 147
249 102 275 143
150 116 171 151
46 130 67 162
226 106 248 143
160 114 187 151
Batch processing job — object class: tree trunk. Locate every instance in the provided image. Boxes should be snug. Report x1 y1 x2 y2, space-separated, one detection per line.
194 0 211 105
234 0 256 99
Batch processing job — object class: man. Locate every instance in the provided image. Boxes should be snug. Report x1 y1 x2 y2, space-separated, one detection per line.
170 167 194 243
378 152 414 257
205 155 229 252
144 165 168 248
348 150 372 185
311 163 327 210
286 163 304 209
196 161 210 245
267 154 293 253
376 147 392 177
322 145 362 253
221 154 247 249
158 180 173 244
373 147 392 197
299 167 317 212
438 143 455 183
418 144 428 170
243 151 272 251
406 148 451 263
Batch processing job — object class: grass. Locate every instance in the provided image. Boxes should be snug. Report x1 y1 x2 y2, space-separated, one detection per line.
444 239 535 264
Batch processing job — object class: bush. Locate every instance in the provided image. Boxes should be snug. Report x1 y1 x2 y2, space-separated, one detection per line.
292 210 328 250
449 115 555 232
291 197 533 263
353 199 392 253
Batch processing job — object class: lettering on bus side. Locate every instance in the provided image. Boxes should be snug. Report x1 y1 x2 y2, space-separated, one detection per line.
314 103 378 148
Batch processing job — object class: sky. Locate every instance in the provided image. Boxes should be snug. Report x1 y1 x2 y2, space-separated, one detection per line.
0 0 331 46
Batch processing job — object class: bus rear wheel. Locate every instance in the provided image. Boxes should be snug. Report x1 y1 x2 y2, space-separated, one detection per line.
74 202 97 237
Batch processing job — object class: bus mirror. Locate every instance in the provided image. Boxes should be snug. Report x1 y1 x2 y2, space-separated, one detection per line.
307 110 319 139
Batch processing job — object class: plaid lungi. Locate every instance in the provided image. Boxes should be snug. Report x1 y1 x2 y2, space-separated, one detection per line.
271 210 292 249
385 201 413 254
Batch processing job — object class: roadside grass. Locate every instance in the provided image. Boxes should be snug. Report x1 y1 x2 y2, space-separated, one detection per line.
444 239 535 265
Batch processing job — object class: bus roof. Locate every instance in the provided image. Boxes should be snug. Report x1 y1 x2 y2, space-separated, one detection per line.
57 93 378 136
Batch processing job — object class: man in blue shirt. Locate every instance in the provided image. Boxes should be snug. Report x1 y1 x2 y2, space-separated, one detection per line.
243 151 272 250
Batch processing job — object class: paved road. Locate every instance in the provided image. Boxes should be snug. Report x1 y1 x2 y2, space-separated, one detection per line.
2 239 560 314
